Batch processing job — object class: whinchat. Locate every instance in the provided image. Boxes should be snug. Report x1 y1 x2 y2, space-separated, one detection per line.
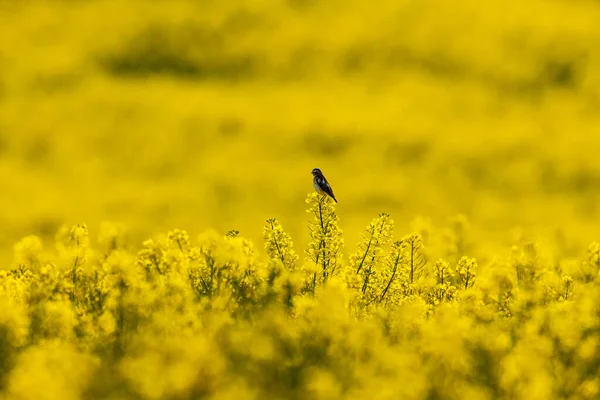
312 168 338 203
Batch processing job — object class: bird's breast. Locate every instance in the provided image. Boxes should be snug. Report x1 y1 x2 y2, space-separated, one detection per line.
313 179 325 193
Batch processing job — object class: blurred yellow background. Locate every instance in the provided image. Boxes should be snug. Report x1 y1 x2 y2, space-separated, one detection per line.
1 0 600 264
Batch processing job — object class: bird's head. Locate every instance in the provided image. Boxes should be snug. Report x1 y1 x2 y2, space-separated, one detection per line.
312 168 322 177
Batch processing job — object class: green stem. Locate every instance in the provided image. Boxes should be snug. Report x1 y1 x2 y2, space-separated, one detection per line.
380 253 401 302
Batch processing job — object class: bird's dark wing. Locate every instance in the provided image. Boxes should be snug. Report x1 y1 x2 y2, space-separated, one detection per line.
318 177 338 203
328 188 338 203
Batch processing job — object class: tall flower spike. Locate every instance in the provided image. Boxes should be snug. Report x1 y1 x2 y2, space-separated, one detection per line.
348 213 394 302
403 233 426 285
427 258 456 306
457 256 477 290
379 239 405 304
304 192 343 293
263 218 298 272
350 213 394 275
434 259 452 286
580 241 600 283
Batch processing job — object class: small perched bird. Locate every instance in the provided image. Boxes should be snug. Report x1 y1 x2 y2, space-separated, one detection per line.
312 168 338 203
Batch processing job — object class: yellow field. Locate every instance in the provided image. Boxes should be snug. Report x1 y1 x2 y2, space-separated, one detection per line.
1 0 600 399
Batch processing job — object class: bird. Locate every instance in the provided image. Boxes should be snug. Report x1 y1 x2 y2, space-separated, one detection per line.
312 168 338 203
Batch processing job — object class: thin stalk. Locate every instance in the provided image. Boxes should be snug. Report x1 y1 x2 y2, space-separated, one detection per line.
380 253 401 302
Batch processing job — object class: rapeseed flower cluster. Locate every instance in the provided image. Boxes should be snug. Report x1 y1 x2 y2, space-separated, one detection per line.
304 193 344 293
0 196 598 399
